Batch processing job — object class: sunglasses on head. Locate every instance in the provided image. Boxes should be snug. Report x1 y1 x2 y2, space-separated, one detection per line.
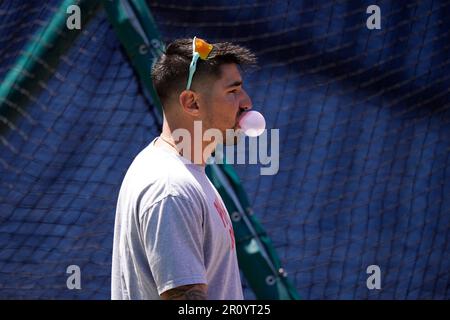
186 36 213 91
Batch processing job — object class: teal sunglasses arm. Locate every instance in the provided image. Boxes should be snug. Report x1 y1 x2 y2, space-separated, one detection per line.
186 51 200 90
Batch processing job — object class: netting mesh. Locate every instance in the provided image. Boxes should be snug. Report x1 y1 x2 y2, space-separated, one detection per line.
0 1 160 299
0 0 449 299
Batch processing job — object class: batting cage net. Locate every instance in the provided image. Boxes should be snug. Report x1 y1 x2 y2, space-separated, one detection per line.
0 0 449 299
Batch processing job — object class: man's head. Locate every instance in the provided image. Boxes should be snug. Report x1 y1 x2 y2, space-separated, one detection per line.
151 38 257 142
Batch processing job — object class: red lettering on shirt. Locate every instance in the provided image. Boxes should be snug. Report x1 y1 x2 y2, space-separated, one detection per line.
213 198 236 250
214 199 228 228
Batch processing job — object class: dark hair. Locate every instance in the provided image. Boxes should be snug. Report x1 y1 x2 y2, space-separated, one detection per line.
151 38 256 106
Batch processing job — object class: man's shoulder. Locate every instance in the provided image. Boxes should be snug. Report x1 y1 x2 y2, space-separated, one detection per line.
120 143 205 207
126 142 189 180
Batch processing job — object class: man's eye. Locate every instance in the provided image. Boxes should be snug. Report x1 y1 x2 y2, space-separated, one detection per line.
229 89 237 94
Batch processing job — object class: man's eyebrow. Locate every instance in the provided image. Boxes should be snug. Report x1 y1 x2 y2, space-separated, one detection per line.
225 80 243 88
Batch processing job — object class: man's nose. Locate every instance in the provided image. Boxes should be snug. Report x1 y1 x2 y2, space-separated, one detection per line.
240 89 253 111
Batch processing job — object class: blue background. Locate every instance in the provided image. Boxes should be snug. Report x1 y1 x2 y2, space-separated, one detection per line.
0 0 449 299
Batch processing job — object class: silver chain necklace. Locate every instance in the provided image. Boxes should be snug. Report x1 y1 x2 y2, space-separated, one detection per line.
158 135 181 155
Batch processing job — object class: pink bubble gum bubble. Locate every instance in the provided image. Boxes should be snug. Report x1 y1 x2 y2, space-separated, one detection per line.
238 110 266 137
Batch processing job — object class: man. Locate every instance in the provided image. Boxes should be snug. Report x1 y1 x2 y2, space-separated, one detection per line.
111 37 256 300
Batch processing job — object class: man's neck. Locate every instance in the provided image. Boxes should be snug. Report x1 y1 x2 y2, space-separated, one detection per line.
157 121 216 167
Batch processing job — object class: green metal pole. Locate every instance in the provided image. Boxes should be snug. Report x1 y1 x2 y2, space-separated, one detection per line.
0 0 101 132
102 0 165 115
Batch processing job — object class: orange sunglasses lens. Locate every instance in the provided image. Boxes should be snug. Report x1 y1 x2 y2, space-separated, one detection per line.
195 38 213 60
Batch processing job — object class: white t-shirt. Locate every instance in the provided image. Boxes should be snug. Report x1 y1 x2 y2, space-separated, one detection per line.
111 138 243 300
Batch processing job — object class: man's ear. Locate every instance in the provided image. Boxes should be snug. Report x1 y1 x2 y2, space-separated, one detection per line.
179 90 200 117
